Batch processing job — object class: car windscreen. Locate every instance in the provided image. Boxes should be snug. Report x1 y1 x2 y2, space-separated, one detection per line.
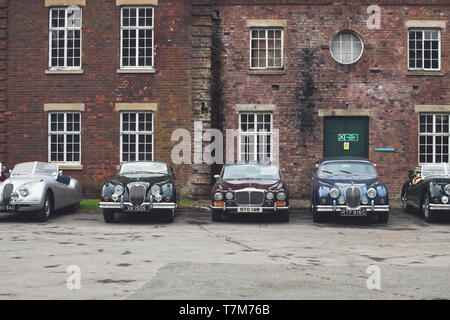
222 165 280 179
11 162 57 176
318 161 377 178
120 162 168 175
421 163 450 178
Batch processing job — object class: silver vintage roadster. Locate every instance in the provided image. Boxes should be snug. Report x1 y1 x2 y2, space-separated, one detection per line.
0 162 82 222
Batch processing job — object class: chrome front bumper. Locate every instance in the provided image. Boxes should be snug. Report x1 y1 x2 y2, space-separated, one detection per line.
211 204 290 212
0 201 42 212
316 204 390 213
99 202 177 211
429 204 450 211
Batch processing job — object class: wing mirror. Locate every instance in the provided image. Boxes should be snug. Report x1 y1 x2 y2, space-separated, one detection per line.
408 169 414 179
214 174 220 181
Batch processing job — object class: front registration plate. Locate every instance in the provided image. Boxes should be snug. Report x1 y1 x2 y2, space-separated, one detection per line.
340 209 367 217
0 205 16 212
237 207 263 213
126 205 149 212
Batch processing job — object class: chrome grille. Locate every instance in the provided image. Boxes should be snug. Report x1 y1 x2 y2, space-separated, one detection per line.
235 190 264 205
345 186 361 208
2 183 13 205
129 184 146 205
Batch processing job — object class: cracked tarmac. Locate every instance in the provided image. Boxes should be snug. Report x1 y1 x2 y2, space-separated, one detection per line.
0 208 449 299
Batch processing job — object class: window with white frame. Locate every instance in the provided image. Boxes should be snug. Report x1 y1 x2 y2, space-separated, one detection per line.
49 113 81 164
121 7 154 69
250 29 283 69
408 30 441 71
239 113 272 163
419 114 450 164
49 7 82 69
121 112 154 162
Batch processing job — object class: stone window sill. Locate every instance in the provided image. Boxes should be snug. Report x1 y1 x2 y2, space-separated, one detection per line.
407 70 445 76
117 68 157 74
57 164 84 171
248 69 285 75
46 69 84 74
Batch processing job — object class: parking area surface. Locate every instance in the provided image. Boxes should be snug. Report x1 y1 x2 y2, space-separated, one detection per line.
0 208 449 300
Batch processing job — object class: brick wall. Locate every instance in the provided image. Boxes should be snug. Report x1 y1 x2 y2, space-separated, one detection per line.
209 1 449 198
5 0 206 198
0 0 6 162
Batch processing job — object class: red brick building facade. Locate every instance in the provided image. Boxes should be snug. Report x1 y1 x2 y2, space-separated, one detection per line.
0 0 449 199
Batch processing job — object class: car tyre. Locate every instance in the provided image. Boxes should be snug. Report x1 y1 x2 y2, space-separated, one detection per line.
402 192 413 213
278 210 290 223
103 209 115 223
69 202 80 213
163 209 175 223
313 211 326 223
377 213 389 224
36 192 52 222
421 196 437 223
212 209 222 222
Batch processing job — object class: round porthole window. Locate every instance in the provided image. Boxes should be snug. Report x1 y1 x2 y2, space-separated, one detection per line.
330 31 364 64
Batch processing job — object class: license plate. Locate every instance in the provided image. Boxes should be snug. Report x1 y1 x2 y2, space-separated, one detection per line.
340 209 367 217
126 205 149 212
237 207 263 213
0 205 16 212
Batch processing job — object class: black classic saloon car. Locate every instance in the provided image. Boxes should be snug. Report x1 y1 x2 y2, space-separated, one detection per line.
311 157 390 223
211 163 290 222
402 163 450 222
99 161 177 223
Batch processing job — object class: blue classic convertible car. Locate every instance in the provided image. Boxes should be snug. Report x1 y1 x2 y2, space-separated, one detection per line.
310 157 390 223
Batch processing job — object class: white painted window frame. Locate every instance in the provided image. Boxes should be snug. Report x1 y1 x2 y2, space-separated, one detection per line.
418 113 450 165
238 112 273 162
330 31 364 65
120 112 155 163
120 6 155 70
249 28 284 70
408 29 441 71
48 7 83 70
48 112 82 165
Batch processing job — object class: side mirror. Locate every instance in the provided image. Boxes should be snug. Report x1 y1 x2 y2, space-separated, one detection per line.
59 170 63 175
214 174 220 181
408 169 414 178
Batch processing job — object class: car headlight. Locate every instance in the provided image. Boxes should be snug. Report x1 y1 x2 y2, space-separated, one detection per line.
19 186 29 197
276 192 287 201
11 192 19 200
367 188 377 199
114 185 124 196
442 196 449 204
225 192 234 200
214 192 223 201
329 188 340 199
444 185 450 196
361 197 369 205
151 184 161 196
266 192 274 200
112 193 120 202
338 196 345 205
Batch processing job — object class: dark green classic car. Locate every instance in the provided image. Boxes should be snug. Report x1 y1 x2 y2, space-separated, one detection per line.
99 161 177 223
401 164 450 222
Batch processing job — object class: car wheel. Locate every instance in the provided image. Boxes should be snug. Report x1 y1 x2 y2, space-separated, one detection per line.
103 209 115 223
402 192 413 213
163 209 175 223
212 209 222 222
377 213 389 224
313 211 326 223
70 202 80 213
278 210 290 223
422 196 436 223
36 193 52 222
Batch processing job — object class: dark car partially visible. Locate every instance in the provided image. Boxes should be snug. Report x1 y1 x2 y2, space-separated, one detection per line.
211 163 290 222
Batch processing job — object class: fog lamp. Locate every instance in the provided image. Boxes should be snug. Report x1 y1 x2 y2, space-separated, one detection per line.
442 196 449 204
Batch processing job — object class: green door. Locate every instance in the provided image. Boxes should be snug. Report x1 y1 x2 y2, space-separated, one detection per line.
324 117 369 158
